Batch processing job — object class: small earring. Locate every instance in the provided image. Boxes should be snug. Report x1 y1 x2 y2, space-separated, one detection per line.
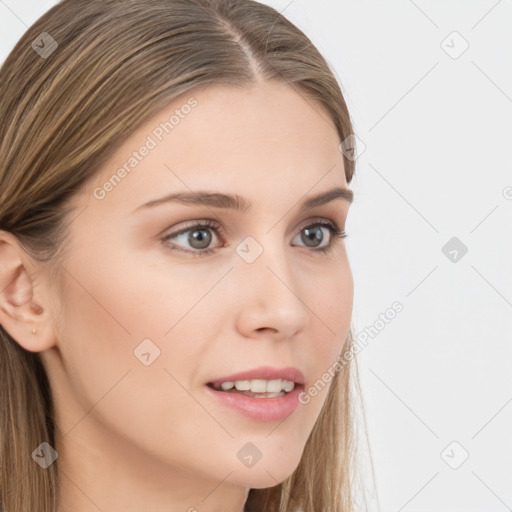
31 328 36 334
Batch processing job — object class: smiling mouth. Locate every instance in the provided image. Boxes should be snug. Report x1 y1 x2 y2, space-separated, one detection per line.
204 379 304 421
206 381 303 399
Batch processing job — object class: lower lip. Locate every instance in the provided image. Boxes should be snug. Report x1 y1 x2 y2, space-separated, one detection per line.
204 384 303 422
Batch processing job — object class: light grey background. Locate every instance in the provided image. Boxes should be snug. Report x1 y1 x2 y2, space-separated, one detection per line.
1 1 511 511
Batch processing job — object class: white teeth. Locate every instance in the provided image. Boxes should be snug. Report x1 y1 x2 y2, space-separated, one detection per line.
282 380 295 392
213 379 296 393
234 380 251 391
265 380 283 393
250 379 268 393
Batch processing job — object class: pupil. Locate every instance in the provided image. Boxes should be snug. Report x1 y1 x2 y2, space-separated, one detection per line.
190 229 211 249
302 226 323 247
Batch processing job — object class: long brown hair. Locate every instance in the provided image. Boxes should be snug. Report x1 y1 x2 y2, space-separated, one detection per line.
0 1 368 510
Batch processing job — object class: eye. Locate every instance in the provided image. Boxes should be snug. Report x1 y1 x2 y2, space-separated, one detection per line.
161 218 347 257
292 220 347 254
162 219 222 257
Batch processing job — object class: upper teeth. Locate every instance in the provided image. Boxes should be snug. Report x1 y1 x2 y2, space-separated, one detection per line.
213 379 295 393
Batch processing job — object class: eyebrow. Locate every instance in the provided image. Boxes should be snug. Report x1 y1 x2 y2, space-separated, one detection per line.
132 186 353 214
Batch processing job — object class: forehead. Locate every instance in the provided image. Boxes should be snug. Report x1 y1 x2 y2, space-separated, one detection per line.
83 81 347 214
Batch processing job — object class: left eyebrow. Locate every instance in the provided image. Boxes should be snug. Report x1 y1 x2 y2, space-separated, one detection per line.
132 186 353 214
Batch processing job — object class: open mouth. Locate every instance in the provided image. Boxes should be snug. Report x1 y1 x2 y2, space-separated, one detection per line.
206 381 303 399
204 377 304 421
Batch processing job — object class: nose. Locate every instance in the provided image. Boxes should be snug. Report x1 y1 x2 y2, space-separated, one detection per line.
231 240 309 341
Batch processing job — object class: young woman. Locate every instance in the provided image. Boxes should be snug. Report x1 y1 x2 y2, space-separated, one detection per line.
0 1 368 510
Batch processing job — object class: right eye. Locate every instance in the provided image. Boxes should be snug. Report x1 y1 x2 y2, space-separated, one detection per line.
161 219 225 257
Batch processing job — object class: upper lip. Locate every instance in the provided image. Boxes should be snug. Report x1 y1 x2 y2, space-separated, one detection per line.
207 366 305 386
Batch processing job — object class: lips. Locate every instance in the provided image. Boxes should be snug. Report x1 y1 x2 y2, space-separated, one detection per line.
204 379 303 421
206 365 305 386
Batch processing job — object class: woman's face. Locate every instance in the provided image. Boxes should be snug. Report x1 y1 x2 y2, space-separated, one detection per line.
40 80 353 508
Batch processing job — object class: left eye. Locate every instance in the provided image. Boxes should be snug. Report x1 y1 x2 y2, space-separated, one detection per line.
161 219 347 257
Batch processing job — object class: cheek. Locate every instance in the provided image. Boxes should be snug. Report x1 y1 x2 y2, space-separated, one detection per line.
299 263 353 407
54 249 231 465
57 239 228 402
310 260 353 346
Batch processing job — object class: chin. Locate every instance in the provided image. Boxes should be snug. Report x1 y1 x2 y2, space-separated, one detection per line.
230 471 291 490
227 453 302 489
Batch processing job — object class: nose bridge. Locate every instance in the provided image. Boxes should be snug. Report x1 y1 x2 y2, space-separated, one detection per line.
233 232 308 336
237 230 294 293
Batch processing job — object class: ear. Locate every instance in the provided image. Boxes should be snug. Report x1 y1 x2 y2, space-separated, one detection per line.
0 230 56 352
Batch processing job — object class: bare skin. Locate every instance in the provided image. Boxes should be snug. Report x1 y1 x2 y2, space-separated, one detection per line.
0 79 353 512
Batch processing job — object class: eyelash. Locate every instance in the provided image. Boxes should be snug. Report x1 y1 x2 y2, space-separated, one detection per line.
161 218 348 258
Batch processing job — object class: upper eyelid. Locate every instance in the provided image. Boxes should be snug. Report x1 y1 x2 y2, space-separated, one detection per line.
161 219 343 256
163 216 341 238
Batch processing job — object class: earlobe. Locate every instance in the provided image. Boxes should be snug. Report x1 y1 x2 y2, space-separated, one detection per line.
0 231 56 353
